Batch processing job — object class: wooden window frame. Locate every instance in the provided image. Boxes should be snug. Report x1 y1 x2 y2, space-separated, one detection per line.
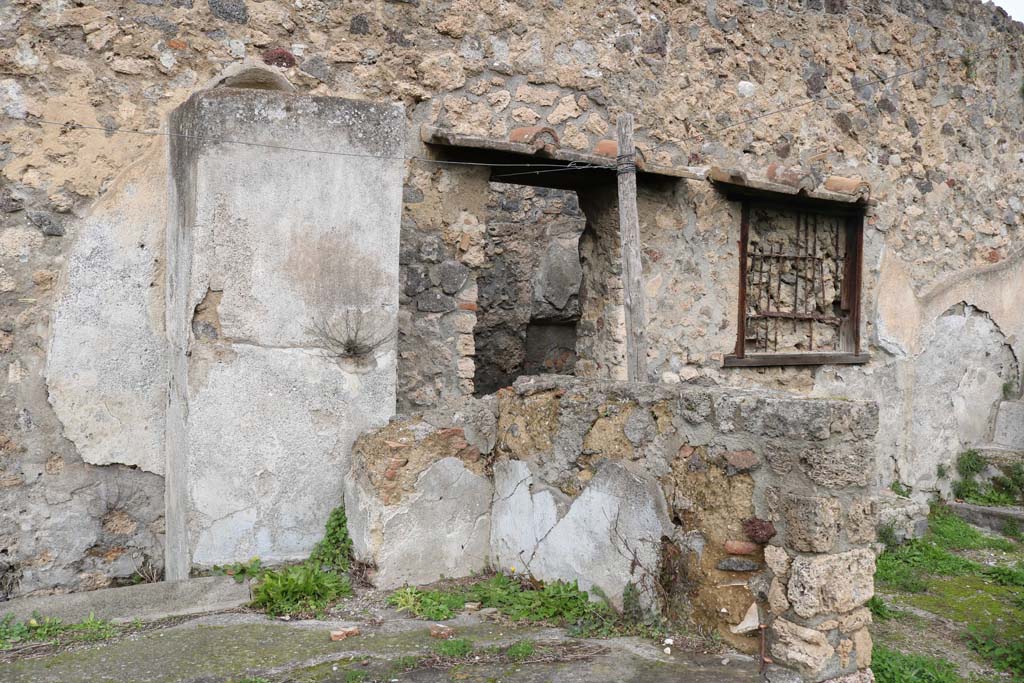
722 195 869 369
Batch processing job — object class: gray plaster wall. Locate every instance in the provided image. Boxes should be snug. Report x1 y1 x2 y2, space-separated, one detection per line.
46 146 169 476
168 88 404 571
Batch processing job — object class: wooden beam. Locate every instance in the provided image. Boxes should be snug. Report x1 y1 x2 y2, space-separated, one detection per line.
616 114 648 382
722 352 870 368
734 202 749 358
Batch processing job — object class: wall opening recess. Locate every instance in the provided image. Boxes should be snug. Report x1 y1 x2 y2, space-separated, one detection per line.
715 178 870 368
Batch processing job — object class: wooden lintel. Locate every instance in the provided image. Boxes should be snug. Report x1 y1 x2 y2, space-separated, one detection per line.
722 353 871 368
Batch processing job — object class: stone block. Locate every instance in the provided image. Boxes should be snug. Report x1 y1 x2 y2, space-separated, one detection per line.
784 495 841 553
845 498 877 545
346 456 492 588
765 545 792 577
768 577 791 614
797 444 873 489
166 89 405 574
490 459 672 609
771 617 835 675
0 576 250 624
787 549 875 618
993 400 1024 449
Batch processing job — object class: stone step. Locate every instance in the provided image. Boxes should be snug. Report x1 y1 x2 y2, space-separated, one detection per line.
974 446 1024 469
992 400 1024 449
947 501 1024 536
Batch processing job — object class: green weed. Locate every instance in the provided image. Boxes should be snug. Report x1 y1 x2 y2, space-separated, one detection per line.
0 612 117 650
957 451 987 478
386 586 466 621
928 506 1016 552
967 625 1024 678
891 481 912 498
980 562 1024 588
387 574 656 638
867 595 897 621
873 507 1017 593
252 563 351 616
343 671 368 683
872 645 960 683
248 504 355 616
308 506 354 574
878 523 898 549
433 638 473 658
506 639 535 661
213 557 264 583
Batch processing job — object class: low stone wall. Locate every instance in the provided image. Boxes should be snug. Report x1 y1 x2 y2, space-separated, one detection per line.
346 376 879 682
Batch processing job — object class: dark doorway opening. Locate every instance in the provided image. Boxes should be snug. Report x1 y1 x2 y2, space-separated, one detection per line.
473 183 585 395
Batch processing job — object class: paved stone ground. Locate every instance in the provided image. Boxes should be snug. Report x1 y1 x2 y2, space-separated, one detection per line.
2 611 760 683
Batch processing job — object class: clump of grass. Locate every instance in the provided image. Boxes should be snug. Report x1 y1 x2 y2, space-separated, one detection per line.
967 625 1024 678
957 450 986 478
308 506 354 573
387 574 659 638
387 586 466 621
890 481 912 498
867 595 896 621
981 562 1024 588
248 504 355 616
506 639 535 661
0 612 117 650
433 637 473 658
928 505 1016 552
952 451 1022 507
872 645 960 683
877 523 898 549
252 563 350 617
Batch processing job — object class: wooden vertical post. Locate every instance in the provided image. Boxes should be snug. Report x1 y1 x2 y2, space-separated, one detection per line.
616 114 648 382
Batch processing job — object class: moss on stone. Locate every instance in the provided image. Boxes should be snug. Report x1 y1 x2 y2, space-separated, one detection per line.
900 575 1024 639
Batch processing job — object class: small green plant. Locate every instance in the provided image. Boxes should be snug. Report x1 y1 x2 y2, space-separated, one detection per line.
967 625 1024 678
890 481 912 498
981 562 1024 588
877 523 898 549
213 558 264 583
386 586 466 621
962 53 977 81
308 506 354 573
1004 380 1019 399
936 463 948 480
252 563 350 616
952 451 1021 507
872 645 960 683
928 505 1015 552
506 639 535 661
0 612 117 650
957 450 986 478
1003 520 1023 542
866 595 896 621
247 504 355 617
387 573 654 638
434 637 473 658
343 671 368 683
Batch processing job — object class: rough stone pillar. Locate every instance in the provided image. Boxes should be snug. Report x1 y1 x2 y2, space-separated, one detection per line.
165 89 404 575
396 163 490 410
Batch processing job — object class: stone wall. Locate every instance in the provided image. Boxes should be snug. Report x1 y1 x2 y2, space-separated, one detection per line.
1 0 1022 597
348 375 880 682
41 82 404 582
